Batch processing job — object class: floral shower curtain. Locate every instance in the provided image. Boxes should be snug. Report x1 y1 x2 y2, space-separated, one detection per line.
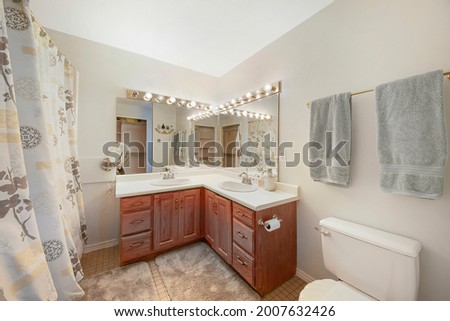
0 0 87 300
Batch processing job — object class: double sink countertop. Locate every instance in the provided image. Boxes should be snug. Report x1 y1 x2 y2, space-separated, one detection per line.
115 168 300 211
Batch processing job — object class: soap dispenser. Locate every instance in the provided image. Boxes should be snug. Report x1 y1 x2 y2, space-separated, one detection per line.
263 168 276 191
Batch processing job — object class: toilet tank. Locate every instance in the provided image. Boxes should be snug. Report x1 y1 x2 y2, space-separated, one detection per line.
320 217 421 300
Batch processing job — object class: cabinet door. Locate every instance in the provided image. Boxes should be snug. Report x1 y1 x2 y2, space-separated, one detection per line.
216 194 232 264
204 189 217 246
179 189 201 243
154 192 179 251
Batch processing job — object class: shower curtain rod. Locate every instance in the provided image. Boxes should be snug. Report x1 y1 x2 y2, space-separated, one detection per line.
306 70 450 108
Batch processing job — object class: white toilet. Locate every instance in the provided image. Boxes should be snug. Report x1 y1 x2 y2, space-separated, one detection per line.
299 217 421 301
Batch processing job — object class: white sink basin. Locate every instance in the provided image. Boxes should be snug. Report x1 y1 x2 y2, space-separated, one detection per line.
218 181 258 192
150 177 191 186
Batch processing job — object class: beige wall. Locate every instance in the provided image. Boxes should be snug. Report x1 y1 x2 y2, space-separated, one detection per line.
219 0 450 300
48 0 450 299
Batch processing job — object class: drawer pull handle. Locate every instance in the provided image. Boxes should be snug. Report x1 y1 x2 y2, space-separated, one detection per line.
130 219 144 224
175 199 178 210
132 201 144 206
236 257 247 266
236 231 247 239
237 210 245 217
129 241 144 248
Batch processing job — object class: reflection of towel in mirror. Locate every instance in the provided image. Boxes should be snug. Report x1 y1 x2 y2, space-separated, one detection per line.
309 92 352 186
375 70 447 199
174 131 185 159
173 132 180 158
235 126 241 167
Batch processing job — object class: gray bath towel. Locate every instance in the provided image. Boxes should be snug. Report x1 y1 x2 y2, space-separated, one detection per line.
309 92 352 186
375 70 447 199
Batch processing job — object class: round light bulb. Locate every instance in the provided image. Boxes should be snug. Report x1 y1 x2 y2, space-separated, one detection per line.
190 101 197 107
231 99 237 105
167 97 176 104
245 92 252 99
143 92 152 101
265 115 271 119
264 84 272 93
242 111 248 117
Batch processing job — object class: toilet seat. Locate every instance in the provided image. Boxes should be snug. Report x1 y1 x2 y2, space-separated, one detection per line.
299 279 376 301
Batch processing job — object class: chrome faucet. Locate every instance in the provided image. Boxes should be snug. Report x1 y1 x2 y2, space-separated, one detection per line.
239 169 252 185
162 167 175 179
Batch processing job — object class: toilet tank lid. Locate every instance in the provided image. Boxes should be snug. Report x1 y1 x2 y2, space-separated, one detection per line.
320 217 421 258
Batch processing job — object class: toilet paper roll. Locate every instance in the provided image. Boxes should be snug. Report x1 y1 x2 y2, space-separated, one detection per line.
264 218 281 232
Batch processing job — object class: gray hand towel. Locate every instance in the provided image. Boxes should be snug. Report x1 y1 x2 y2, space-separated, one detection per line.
309 92 352 186
375 70 447 199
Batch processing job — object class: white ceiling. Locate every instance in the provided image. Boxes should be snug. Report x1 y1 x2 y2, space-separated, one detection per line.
30 0 333 77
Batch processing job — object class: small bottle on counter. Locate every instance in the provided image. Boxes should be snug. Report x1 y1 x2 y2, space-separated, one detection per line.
263 168 276 191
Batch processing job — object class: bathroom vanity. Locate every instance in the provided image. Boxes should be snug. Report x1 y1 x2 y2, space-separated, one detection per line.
116 169 299 295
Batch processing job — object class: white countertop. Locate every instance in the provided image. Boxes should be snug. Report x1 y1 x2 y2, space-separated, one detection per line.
115 168 299 211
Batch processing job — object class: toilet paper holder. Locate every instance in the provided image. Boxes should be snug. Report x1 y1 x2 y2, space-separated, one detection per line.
257 215 282 226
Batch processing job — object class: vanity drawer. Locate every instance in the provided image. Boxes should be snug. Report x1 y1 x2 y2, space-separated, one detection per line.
233 203 255 228
233 218 254 255
120 231 152 263
232 243 255 286
121 195 152 212
121 210 151 236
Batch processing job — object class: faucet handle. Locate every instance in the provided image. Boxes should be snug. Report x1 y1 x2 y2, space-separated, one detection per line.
239 168 249 177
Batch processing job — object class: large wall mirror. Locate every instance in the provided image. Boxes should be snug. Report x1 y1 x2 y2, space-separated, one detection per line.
114 83 279 178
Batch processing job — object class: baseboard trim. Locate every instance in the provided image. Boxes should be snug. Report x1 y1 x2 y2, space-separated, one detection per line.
296 268 315 283
84 239 118 253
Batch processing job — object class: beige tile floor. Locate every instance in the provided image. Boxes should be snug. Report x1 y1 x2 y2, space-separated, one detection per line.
80 245 307 301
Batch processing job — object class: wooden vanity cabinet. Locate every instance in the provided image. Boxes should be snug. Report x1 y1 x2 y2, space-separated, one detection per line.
154 188 202 251
232 201 297 295
120 187 297 296
119 195 153 264
153 191 179 251
204 189 232 264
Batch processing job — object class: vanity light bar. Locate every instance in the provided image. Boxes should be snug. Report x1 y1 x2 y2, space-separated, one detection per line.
186 81 280 121
221 108 272 120
219 81 281 112
187 108 272 122
187 110 217 121
126 89 210 111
